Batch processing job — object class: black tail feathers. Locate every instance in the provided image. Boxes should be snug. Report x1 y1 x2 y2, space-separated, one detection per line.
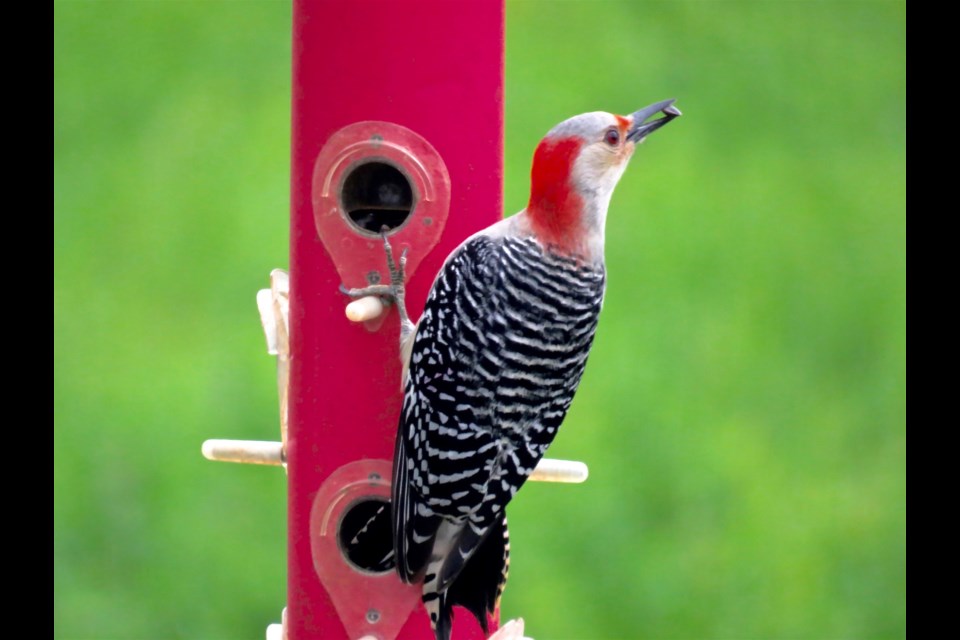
435 513 511 639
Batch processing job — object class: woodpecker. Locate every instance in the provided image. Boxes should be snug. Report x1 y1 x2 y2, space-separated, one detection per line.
346 99 680 640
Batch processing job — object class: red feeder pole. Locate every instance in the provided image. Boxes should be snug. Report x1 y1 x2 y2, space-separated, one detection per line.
288 1 503 638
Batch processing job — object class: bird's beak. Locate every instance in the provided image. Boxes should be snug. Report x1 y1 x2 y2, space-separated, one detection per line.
626 99 682 143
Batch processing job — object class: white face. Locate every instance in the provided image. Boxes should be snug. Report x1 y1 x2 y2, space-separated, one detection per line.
535 111 638 246
563 113 636 235
549 111 636 202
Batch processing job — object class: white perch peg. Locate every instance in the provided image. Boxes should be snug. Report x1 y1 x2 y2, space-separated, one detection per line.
265 608 286 640
345 295 385 323
202 439 285 466
529 458 589 483
265 624 283 640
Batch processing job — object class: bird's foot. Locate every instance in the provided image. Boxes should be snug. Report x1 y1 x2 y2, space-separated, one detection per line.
339 229 415 340
339 228 408 302
383 227 409 293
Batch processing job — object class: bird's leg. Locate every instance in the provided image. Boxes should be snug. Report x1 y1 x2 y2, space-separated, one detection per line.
340 229 416 345
382 230 416 343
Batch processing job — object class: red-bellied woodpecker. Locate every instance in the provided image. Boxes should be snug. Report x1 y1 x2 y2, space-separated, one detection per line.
346 99 680 640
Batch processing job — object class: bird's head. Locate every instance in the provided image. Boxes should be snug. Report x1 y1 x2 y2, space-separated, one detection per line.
525 98 681 258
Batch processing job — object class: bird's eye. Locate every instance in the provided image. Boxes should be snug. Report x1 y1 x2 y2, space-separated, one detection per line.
604 128 620 146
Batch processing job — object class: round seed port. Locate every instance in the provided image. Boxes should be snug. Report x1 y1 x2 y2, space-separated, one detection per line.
340 161 415 234
338 497 395 574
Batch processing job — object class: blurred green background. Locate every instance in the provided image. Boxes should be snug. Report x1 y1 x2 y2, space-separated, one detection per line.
54 1 905 638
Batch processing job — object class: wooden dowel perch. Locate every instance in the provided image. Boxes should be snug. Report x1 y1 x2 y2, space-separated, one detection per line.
345 295 385 323
202 439 587 483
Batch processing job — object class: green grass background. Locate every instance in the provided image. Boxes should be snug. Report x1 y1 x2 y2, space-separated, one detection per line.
54 1 905 638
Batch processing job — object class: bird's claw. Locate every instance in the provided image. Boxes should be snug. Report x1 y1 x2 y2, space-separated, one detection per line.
380 227 407 290
337 228 408 309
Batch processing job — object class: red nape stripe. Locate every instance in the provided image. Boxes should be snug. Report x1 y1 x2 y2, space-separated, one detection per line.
527 136 584 253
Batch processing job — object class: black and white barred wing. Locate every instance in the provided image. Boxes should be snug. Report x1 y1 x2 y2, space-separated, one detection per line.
392 234 605 588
